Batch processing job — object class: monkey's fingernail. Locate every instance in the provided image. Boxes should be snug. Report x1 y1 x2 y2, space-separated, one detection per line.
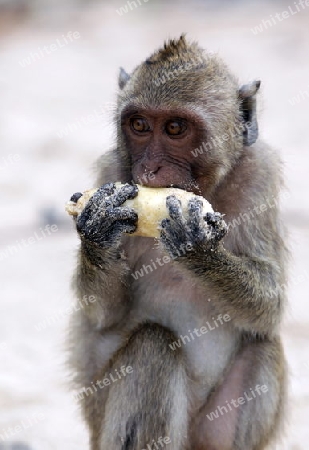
160 218 170 228
70 192 83 202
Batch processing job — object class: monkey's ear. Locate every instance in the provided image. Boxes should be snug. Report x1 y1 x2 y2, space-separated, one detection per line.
238 80 261 146
118 67 130 89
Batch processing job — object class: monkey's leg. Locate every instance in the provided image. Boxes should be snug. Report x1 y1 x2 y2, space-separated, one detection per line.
190 338 285 450
88 323 189 450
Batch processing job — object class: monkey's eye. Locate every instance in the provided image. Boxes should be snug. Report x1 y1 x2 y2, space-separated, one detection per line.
130 117 150 133
165 119 187 136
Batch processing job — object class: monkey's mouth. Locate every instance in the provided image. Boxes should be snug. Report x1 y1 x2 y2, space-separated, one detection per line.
137 180 198 194
136 177 180 189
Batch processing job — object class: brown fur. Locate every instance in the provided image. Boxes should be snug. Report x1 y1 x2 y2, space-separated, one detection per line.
68 36 287 450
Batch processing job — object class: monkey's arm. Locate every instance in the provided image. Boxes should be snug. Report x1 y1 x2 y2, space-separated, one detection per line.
184 247 283 335
72 183 138 328
73 245 131 329
160 196 285 336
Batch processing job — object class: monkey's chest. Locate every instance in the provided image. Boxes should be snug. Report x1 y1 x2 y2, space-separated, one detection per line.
126 244 238 386
130 258 216 333
127 240 203 316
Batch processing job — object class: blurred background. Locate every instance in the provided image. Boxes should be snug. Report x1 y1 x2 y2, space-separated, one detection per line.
0 0 308 448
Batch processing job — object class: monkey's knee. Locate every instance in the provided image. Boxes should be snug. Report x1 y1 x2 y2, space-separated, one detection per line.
98 323 189 450
192 338 286 450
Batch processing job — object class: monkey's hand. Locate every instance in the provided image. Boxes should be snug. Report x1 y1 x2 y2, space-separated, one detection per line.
160 195 227 258
72 183 138 262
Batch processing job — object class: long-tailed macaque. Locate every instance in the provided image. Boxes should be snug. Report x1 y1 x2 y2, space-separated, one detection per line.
68 35 286 450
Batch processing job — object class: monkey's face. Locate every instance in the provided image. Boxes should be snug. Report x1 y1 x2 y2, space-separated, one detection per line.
117 37 259 194
121 107 202 191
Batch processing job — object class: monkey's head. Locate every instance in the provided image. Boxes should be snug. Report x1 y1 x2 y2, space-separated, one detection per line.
116 35 260 195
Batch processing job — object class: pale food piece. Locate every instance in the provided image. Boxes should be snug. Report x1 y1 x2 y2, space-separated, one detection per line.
65 183 213 238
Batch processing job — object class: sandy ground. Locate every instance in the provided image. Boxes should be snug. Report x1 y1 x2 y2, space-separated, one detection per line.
0 0 308 448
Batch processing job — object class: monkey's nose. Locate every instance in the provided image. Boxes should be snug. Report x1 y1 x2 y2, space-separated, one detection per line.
142 162 162 174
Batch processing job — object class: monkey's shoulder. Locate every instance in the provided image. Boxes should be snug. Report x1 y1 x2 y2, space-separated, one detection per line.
213 143 283 212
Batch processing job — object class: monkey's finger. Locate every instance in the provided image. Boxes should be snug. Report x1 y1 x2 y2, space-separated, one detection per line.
204 212 222 225
76 185 113 229
160 230 187 258
76 205 101 234
205 212 228 234
70 183 115 206
70 192 83 202
106 206 138 224
160 218 188 255
100 182 117 195
110 183 139 207
204 212 228 242
92 182 117 202
105 220 137 243
187 198 204 232
97 209 138 242
160 223 179 256
164 198 192 242
82 183 117 212
166 195 186 225
117 220 138 235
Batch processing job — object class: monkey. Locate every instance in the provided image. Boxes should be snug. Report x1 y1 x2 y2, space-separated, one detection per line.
68 35 287 450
